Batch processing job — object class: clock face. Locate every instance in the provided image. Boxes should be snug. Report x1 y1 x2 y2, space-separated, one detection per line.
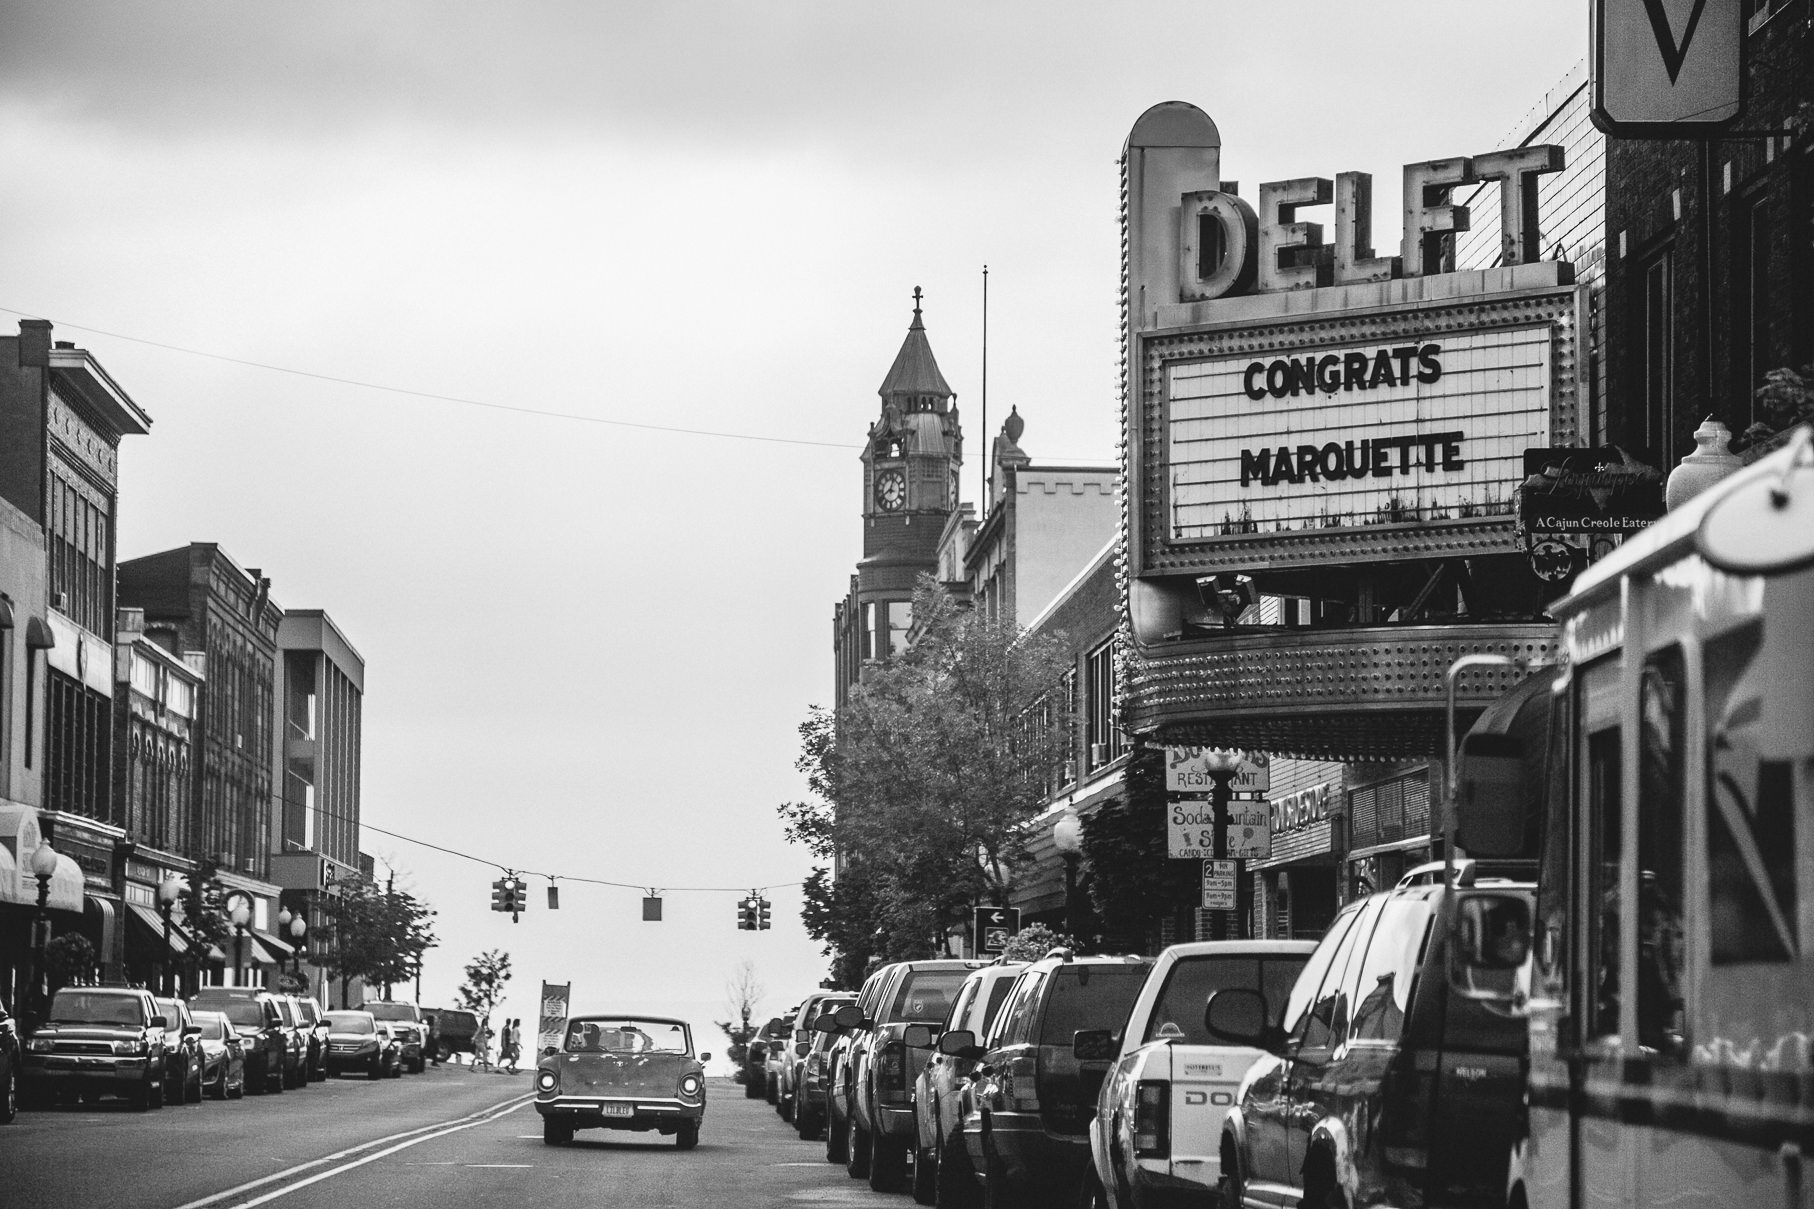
875 469 906 512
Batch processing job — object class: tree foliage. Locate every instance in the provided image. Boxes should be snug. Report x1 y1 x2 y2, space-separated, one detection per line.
319 874 438 1008
998 923 1080 963
715 960 765 1065
456 949 512 1023
1080 742 1199 951
781 577 1074 977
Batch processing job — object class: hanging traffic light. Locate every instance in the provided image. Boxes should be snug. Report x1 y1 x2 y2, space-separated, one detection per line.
757 897 772 930
737 897 757 930
491 878 511 912
510 879 528 916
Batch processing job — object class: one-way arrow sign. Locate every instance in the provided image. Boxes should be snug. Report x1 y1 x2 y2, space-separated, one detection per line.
972 906 1021 956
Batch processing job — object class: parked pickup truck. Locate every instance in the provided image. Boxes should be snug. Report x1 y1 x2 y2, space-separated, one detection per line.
1086 939 1315 1209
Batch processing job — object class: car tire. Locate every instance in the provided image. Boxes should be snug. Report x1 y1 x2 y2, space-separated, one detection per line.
165 1062 183 1105
847 1111 872 1179
936 1126 980 1209
766 1072 779 1105
912 1139 936 1205
1217 1142 1245 1209
187 1060 204 1104
1 1065 16 1124
982 1134 1024 1209
871 1131 907 1193
675 1122 700 1150
795 1105 819 1141
826 1099 849 1164
744 1070 765 1099
369 1053 384 1080
228 1066 245 1100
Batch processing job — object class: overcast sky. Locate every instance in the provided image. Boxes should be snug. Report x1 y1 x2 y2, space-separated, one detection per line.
1 1 1586 1061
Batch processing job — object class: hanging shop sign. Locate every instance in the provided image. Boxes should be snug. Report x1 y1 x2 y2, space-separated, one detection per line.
1201 859 1238 911
1518 447 1664 538
1592 0 1742 136
1164 747 1271 794
1269 783 1335 838
1166 326 1551 537
1169 799 1272 861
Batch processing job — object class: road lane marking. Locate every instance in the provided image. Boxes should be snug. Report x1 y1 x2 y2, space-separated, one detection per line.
165 1093 533 1209
464 1164 533 1168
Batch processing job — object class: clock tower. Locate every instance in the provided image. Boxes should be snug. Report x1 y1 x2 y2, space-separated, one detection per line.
835 288 963 699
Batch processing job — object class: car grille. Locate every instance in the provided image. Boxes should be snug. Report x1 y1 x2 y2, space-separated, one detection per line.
53 1042 115 1056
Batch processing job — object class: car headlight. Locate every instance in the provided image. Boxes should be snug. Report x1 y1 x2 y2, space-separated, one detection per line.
678 1073 703 1099
114 1037 150 1056
536 1069 558 1093
27 1038 54 1053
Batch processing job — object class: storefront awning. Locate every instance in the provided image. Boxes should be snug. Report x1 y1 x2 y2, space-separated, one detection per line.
0 803 85 911
125 901 189 957
245 930 294 965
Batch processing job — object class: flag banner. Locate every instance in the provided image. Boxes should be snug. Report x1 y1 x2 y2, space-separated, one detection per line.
538 981 571 1054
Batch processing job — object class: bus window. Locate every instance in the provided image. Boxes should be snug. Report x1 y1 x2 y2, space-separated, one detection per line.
1637 646 1686 1056
1587 724 1621 1042
1705 621 1796 965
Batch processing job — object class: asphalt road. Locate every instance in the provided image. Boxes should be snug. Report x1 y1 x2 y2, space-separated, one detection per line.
0 1069 898 1209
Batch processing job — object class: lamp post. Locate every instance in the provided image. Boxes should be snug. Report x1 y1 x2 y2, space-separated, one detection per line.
157 874 185 996
288 912 307 979
1052 808 1084 939
29 840 59 1017
1200 748 1245 941
229 897 251 987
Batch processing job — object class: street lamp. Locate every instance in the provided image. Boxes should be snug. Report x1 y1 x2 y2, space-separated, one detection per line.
1052 808 1084 938
1200 748 1246 941
29 840 58 1016
288 912 307 978
229 897 252 987
157 874 185 997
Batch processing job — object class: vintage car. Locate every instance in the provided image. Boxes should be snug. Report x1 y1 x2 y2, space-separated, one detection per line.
535 1014 710 1149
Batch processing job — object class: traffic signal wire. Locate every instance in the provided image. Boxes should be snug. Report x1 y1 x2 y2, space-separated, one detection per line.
357 818 804 896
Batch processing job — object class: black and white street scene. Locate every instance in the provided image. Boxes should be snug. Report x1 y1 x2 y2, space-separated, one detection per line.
2 3 1812 1208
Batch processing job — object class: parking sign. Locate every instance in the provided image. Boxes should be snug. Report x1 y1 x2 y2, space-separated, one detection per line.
972 906 1020 955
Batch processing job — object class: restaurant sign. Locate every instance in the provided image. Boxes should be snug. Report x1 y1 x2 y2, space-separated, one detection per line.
1517 447 1663 538
1164 747 1270 795
1269 783 1335 838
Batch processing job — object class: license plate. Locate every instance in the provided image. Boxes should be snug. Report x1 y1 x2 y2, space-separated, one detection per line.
600 1103 633 1117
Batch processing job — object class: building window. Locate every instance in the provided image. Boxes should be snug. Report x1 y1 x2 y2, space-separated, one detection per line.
1084 639 1127 772
1637 250 1674 463
46 471 111 638
885 601 912 656
45 669 113 821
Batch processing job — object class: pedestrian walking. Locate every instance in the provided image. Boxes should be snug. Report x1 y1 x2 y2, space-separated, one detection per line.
502 1017 521 1074
474 1021 493 1072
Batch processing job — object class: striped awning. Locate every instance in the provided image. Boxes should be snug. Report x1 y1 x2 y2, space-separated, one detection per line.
125 901 189 956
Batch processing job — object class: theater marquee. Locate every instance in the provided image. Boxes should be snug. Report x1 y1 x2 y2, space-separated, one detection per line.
1166 325 1552 537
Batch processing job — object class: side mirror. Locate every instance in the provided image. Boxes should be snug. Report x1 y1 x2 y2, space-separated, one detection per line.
903 1024 940 1049
1203 989 1283 1051
811 1015 840 1035
699 1052 712 1063
1072 1029 1116 1061
795 1042 811 1057
1452 894 1532 977
154 1014 172 1031
937 1029 983 1060
1456 732 1527 857
183 1024 204 1037
831 1004 865 1030
541 1046 557 1058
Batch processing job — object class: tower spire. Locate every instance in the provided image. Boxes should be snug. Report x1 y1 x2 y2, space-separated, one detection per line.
911 285 924 330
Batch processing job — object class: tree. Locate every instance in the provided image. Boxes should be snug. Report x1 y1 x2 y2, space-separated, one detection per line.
320 874 438 1009
781 577 1074 978
715 960 764 1067
456 949 512 1026
1080 742 1200 951
998 923 1079 963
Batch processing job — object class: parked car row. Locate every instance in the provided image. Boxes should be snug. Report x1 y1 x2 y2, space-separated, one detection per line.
753 871 1536 1209
10 983 437 1112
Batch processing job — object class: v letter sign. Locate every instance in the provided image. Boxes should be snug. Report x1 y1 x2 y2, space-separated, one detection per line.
1641 0 1708 84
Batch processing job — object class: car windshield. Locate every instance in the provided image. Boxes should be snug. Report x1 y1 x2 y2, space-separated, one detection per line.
326 1013 375 1034
563 1018 691 1055
1037 965 1152 1046
885 969 971 1023
191 1010 227 1037
48 991 145 1025
154 999 183 1023
201 1000 267 1026
1142 953 1312 1044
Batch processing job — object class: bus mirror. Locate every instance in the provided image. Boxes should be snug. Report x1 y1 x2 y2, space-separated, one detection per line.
1456 732 1526 857
1454 894 1532 971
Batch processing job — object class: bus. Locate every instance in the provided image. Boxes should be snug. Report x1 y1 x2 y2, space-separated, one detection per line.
1452 427 1813 1209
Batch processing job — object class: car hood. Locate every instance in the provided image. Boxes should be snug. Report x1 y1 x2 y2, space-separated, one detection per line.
545 1051 701 1093
33 1022 145 1040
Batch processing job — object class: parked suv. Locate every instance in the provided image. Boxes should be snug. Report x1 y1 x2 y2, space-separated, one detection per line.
909 962 1024 1206
948 952 1155 1208
822 963 896 1166
293 996 330 1081
427 1006 479 1062
0 993 20 1123
830 959 984 1193
367 1002 428 1073
1088 940 1315 1209
764 1006 799 1106
781 991 854 1126
153 995 205 1105
190 987 292 1094
22 986 168 1109
1213 880 1534 1209
271 995 310 1088
796 1001 852 1141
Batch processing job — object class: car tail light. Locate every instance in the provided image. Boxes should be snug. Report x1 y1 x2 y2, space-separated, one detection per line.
879 1041 906 1093
1004 1054 1041 1112
1134 1080 1170 1158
